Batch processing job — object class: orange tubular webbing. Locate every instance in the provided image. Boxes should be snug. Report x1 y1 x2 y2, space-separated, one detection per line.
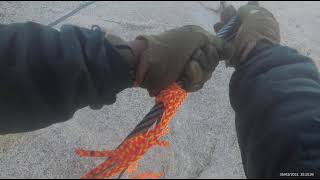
75 83 188 179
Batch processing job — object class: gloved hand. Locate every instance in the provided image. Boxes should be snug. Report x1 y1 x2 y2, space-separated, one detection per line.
214 2 281 67
133 25 227 96
106 25 227 96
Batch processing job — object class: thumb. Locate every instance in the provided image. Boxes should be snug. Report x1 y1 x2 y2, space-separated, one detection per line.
183 60 205 92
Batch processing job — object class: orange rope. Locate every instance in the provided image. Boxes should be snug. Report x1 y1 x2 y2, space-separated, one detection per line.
75 83 188 179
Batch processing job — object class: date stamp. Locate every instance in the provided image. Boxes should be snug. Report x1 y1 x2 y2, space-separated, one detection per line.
280 172 314 177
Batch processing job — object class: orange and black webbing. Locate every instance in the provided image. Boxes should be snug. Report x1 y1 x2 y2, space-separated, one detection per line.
75 83 188 179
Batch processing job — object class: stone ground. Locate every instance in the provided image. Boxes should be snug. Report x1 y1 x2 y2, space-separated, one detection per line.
0 1 319 179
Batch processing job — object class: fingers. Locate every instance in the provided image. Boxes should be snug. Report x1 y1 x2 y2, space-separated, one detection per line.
183 60 205 92
135 25 221 96
201 44 219 70
183 45 219 92
191 48 208 71
238 3 262 22
139 45 219 95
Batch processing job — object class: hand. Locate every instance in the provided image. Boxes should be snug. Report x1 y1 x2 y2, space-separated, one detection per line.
134 25 226 96
214 2 281 67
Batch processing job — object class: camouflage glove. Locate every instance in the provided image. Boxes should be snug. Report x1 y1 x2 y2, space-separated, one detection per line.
214 2 281 67
135 25 227 96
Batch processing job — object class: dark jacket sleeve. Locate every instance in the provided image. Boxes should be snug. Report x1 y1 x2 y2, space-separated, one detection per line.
0 22 133 134
230 45 320 178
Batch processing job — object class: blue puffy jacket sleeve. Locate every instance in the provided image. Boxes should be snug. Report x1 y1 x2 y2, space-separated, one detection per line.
0 22 132 134
230 45 320 178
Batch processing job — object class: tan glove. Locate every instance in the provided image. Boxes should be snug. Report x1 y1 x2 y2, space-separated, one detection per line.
135 25 227 96
214 2 281 67
106 25 227 96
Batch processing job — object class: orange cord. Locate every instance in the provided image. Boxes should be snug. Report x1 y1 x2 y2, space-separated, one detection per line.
75 83 188 179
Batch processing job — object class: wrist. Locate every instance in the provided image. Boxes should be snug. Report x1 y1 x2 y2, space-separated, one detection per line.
106 34 147 87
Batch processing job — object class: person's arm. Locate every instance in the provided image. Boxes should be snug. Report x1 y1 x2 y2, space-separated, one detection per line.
0 22 135 134
0 22 221 135
230 44 320 178
217 3 320 178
